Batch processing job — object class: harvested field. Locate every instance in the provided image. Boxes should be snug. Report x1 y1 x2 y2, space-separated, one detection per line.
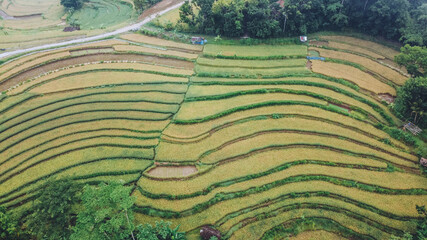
29 71 188 94
327 41 386 59
120 33 203 52
1 53 193 92
311 61 396 95
311 47 407 85
113 45 199 60
319 36 399 60
146 165 198 178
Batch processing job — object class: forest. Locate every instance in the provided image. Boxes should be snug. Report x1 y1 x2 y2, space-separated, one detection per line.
179 0 427 45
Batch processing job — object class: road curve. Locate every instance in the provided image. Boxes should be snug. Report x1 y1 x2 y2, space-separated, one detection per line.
0 1 185 60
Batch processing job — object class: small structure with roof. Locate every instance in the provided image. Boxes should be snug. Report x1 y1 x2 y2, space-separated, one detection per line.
420 157 427 167
403 122 422 135
200 226 221 240
300 36 308 42
191 36 207 45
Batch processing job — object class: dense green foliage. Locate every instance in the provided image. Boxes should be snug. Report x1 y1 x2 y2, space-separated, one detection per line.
416 205 427 240
60 0 86 9
394 77 427 127
135 221 186 240
0 206 17 240
395 45 427 77
180 0 426 45
134 0 163 12
70 181 136 240
0 181 187 240
26 179 82 240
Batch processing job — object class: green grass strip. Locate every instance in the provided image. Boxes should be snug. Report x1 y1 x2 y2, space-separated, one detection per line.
202 53 307 60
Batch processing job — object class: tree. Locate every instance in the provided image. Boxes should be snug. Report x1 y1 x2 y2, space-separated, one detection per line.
394 77 427 127
70 181 136 240
179 1 197 28
0 206 17 240
60 0 85 10
416 205 427 240
366 0 410 40
395 44 427 77
135 221 186 240
26 178 81 240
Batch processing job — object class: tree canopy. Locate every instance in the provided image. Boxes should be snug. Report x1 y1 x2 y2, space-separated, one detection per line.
60 0 86 10
394 77 427 128
395 44 427 77
26 179 82 240
179 0 427 45
70 181 136 240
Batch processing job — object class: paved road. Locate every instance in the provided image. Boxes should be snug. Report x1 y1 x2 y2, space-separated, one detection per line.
0 1 185 60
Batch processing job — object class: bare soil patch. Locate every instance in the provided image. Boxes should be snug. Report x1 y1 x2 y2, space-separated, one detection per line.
306 60 312 70
147 165 198 178
310 40 329 47
0 53 194 91
378 94 395 104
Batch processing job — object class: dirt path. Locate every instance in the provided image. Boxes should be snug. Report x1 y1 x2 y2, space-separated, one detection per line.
0 0 185 60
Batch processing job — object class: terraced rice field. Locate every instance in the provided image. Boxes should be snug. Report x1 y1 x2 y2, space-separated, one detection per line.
68 0 135 30
0 34 425 240
0 0 136 50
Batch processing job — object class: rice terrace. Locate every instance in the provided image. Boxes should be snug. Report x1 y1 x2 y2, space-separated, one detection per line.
0 0 426 240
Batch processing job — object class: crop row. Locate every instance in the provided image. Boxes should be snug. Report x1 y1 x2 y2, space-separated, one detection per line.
0 145 155 199
196 57 306 69
134 177 423 236
185 88 387 124
158 127 414 165
313 47 406 85
1 96 180 135
260 217 375 240
26 68 189 94
186 83 394 125
226 204 392 239
0 115 169 168
3 127 159 168
1 86 186 127
311 61 396 95
135 177 425 228
195 65 310 78
162 113 406 152
173 100 366 124
318 36 399 60
0 108 172 152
